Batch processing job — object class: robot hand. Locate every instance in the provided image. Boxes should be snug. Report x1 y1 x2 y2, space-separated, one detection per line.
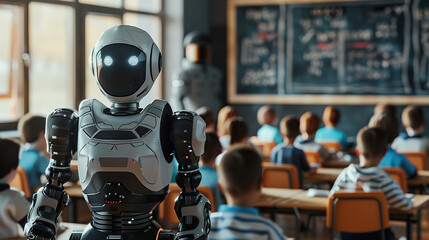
171 111 211 240
25 186 70 239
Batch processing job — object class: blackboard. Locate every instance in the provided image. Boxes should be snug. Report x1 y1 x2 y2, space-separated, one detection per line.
227 0 429 105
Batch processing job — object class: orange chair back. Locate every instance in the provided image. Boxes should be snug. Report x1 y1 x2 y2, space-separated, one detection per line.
326 191 389 237
157 184 217 227
382 168 408 193
399 151 429 170
262 162 300 189
250 137 276 157
319 141 341 152
304 151 322 166
10 167 31 198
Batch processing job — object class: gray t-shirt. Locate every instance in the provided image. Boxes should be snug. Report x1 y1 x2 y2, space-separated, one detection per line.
0 185 30 238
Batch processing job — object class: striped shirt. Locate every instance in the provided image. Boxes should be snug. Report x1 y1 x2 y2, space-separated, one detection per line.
209 205 286 240
330 164 413 210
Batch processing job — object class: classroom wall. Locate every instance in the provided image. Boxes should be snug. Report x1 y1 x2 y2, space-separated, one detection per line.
176 0 429 139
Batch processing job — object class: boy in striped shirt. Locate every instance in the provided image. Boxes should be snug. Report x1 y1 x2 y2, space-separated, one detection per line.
209 145 286 240
331 127 413 240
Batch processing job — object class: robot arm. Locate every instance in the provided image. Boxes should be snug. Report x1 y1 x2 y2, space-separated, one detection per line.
25 108 78 239
171 111 211 240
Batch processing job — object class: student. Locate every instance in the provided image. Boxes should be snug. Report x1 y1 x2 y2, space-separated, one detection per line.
331 127 412 240
271 116 311 188
295 112 335 162
18 114 50 189
196 106 215 132
392 105 429 156
256 105 283 145
369 113 417 179
374 103 397 118
215 117 249 166
199 131 224 209
0 138 31 239
210 145 286 240
315 106 348 149
217 106 239 148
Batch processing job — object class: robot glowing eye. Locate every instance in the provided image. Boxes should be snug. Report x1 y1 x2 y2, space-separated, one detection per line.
104 56 113 66
128 56 139 66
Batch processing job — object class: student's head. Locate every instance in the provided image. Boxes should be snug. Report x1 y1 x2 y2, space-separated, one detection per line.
374 103 396 118
402 105 425 133
227 117 248 145
300 112 320 139
0 138 21 183
196 107 215 131
200 131 222 167
217 106 239 137
322 106 340 127
356 127 388 166
257 105 277 126
368 113 399 144
218 145 262 206
280 116 300 141
18 114 46 144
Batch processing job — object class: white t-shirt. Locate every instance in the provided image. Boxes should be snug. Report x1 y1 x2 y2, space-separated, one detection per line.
0 184 30 238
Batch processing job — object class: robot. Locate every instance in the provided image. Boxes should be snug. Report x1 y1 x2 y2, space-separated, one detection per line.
24 25 211 240
170 31 222 114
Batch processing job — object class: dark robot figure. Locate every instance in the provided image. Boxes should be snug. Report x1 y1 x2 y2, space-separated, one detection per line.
170 31 222 113
24 25 211 240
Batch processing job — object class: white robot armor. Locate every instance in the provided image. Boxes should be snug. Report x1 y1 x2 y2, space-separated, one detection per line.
25 25 211 240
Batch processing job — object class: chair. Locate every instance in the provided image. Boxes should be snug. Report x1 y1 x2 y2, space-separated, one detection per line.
399 151 429 170
262 162 300 189
10 166 31 198
304 151 322 166
157 184 216 228
319 141 341 152
250 136 277 158
326 191 390 240
382 167 408 193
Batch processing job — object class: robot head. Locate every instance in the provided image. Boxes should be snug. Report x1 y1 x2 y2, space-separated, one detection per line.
183 31 212 63
89 25 162 104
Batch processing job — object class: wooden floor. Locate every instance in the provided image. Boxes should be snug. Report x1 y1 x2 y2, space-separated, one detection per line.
268 205 429 240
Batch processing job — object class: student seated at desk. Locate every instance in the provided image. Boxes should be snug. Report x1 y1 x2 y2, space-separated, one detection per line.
331 127 413 240
271 116 311 188
315 106 349 150
392 105 429 156
256 105 283 145
210 146 286 240
217 106 239 148
216 117 250 166
369 113 417 179
0 138 30 239
295 112 336 162
18 114 50 190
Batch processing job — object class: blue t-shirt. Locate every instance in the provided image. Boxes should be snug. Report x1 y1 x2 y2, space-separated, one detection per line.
270 145 310 188
257 125 283 145
19 149 49 189
199 166 224 209
379 147 417 179
315 126 348 149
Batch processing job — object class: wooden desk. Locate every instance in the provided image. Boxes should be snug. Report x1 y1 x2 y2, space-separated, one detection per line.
256 188 429 240
7 222 87 240
64 184 83 223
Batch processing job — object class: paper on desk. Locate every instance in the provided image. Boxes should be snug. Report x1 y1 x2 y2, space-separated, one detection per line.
307 188 330 197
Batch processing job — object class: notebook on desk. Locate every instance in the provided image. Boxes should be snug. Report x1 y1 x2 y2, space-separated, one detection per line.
307 188 330 197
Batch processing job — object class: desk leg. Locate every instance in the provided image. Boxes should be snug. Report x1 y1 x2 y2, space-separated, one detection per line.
293 207 301 240
406 214 412 240
417 210 421 240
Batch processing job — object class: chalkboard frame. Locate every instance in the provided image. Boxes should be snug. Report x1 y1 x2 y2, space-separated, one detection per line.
227 0 429 105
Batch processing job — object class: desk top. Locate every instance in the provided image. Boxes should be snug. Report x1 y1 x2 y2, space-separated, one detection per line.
8 222 87 240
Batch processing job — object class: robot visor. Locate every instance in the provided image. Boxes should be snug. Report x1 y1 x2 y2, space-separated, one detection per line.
96 44 146 97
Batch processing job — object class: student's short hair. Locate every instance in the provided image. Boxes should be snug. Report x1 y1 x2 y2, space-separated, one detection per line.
18 114 46 143
300 112 320 135
228 117 248 145
217 106 239 136
201 131 222 163
280 116 300 139
257 105 276 126
219 145 262 197
322 106 340 126
402 105 425 130
357 127 388 160
0 138 20 179
196 107 214 128
374 103 396 118
368 113 399 144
